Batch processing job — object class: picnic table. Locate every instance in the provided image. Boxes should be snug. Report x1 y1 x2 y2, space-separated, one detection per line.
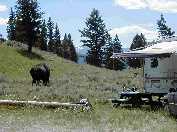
112 91 166 108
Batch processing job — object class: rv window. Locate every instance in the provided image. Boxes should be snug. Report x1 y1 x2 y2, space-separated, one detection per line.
151 80 160 88
151 58 158 68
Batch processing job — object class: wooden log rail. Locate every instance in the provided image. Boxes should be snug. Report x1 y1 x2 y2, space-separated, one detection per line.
0 100 85 109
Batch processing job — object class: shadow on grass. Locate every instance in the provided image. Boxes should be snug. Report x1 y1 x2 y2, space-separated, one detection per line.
17 49 45 60
114 105 165 112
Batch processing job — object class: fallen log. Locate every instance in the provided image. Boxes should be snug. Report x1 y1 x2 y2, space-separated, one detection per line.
0 100 85 109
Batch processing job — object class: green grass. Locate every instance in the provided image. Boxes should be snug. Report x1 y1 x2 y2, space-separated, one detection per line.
0 41 176 132
0 104 176 132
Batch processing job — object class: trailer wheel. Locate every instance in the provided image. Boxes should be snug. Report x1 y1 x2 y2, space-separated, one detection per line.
131 97 142 108
151 101 163 110
132 102 141 108
164 103 175 117
164 104 170 113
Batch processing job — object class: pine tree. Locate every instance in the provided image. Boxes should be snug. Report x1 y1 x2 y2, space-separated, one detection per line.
15 0 42 53
54 23 61 54
104 35 113 68
62 33 69 59
47 17 54 52
157 14 175 38
39 20 48 51
0 34 5 42
104 34 125 70
128 33 147 68
60 33 77 62
79 8 109 67
113 34 122 53
130 33 146 50
67 33 77 62
7 7 16 41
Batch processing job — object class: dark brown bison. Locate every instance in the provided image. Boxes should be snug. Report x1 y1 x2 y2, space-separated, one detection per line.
30 63 50 86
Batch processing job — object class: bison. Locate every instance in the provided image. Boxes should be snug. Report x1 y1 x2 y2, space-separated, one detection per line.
30 63 50 86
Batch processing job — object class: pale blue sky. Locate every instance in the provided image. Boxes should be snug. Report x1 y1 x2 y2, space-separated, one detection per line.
0 0 177 48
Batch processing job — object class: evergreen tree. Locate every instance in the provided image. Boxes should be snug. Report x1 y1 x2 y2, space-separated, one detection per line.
79 8 109 67
104 34 125 70
15 0 42 53
157 14 175 38
104 35 113 68
54 23 61 54
128 33 147 68
0 34 5 42
67 33 77 62
130 33 146 50
113 34 122 53
39 20 48 51
47 17 54 52
0 34 2 39
62 33 69 59
60 33 77 62
7 7 16 41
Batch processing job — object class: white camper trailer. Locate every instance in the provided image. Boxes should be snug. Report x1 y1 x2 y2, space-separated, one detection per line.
111 36 177 94
111 37 177 108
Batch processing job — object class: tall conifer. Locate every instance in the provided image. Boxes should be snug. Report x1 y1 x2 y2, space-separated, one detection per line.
15 0 42 53
104 34 125 70
157 14 175 38
40 20 48 51
47 17 54 52
79 9 109 67
54 23 61 54
128 33 146 68
7 8 16 41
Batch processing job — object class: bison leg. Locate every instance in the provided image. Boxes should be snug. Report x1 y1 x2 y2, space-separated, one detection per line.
43 80 47 86
37 80 42 86
32 80 36 86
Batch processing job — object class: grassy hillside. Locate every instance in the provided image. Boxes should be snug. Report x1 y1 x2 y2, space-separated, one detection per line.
0 42 77 80
0 41 143 102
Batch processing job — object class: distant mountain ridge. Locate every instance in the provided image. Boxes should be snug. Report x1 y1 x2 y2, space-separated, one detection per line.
76 47 129 64
77 47 129 55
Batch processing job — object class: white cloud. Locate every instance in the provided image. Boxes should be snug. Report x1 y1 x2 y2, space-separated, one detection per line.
147 0 177 13
114 0 147 10
0 4 7 12
109 25 158 41
114 0 177 13
0 18 8 25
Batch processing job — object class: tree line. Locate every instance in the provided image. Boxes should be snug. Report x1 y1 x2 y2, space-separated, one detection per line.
6 0 175 70
6 0 77 62
80 9 175 69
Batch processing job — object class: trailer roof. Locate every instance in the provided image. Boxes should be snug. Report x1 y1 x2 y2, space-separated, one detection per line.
111 39 177 58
